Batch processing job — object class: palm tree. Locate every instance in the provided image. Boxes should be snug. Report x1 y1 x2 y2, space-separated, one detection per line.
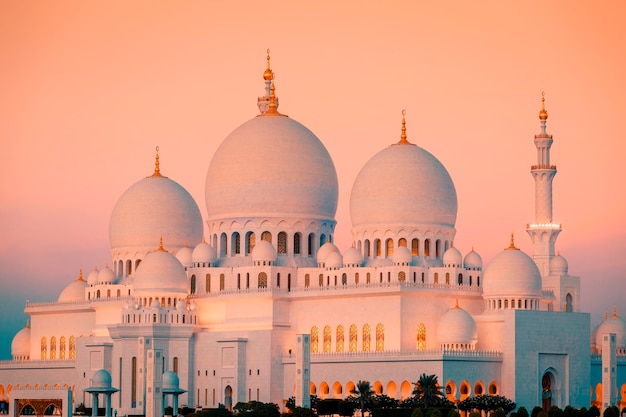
351 380 374 417
412 373 444 408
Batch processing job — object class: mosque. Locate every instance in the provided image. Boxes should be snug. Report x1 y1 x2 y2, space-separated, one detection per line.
0 53 624 417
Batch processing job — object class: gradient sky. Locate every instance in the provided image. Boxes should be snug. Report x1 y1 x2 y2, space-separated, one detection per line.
1 1 625 360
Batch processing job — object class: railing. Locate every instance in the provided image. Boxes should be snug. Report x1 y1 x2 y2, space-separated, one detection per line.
530 165 557 170
0 359 76 369
282 349 502 363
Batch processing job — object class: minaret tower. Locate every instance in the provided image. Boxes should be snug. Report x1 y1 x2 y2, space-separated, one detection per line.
526 93 562 276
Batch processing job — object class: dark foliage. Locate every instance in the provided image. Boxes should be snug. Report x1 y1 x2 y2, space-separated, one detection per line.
457 395 515 413
198 408 232 417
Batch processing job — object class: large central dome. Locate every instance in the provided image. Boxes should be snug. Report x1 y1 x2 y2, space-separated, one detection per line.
205 109 338 222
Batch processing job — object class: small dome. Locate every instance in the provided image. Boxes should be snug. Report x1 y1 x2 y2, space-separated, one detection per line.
325 250 343 269
163 371 180 389
109 169 203 257
175 246 193 268
92 369 112 388
595 310 626 353
98 266 115 284
393 245 412 265
192 241 217 264
150 298 162 308
550 254 568 275
252 240 277 263
443 246 462 267
87 267 100 286
58 276 87 302
317 241 338 264
483 242 542 299
133 247 188 296
11 324 31 360
463 250 483 270
437 304 477 347
343 246 363 266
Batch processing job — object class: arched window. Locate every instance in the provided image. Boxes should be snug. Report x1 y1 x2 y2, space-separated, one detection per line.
412 239 419 256
399 238 407 247
261 231 272 242
342 273 347 285
566 293 573 312
50 337 56 360
190 275 197 294
424 239 430 257
385 239 394 257
127 259 132 276
206 274 211 293
374 239 381 257
349 325 357 352
458 273 463 285
96 290 100 298
311 326 319 353
246 232 256 254
107 289 111 298
173 357 179 374
445 273 450 284
366 272 371 284
220 233 227 257
363 324 371 351
277 273 281 288
308 233 315 256
375 324 384 351
220 274 225 291
41 337 47 360
434 273 439 284
417 323 426 350
258 272 268 288
319 274 324 287
336 325 344 352
436 239 441 258
59 336 66 360
232 232 241 255
323 326 331 352
294 233 301 255
69 336 75 359
305 274 310 288
398 271 406 282
355 272 359 284
320 234 327 247
278 232 287 254
132 357 137 405
364 240 371 258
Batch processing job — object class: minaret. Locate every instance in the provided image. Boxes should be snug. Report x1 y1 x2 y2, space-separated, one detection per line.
526 93 561 276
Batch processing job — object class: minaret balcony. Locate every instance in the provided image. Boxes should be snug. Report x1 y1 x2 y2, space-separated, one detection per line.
530 164 557 170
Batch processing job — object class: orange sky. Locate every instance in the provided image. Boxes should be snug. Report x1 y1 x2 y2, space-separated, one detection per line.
1 1 625 359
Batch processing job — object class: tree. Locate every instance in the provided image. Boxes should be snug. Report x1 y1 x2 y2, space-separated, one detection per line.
517 406 529 417
412 374 445 409
351 380 375 417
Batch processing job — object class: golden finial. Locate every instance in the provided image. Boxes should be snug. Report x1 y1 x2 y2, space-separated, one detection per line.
263 48 274 81
539 92 548 121
156 235 167 252
76 268 85 282
454 298 460 309
505 233 519 250
605 311 609 320
395 110 412 145
152 146 163 177
612 306 618 318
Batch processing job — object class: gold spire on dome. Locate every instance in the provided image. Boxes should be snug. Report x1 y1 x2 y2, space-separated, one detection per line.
605 311 609 320
539 92 548 121
394 110 414 145
613 306 619 318
76 268 85 282
150 146 166 178
263 49 274 81
505 233 519 250
454 298 460 309
155 235 167 252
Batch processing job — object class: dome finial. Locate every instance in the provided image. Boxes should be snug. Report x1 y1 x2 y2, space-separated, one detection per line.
395 110 413 145
455 298 460 309
505 233 519 250
156 235 167 252
605 311 609 320
76 268 85 282
154 146 161 176
539 92 548 121
613 306 619 318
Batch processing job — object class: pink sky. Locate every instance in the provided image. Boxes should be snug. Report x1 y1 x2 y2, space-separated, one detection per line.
1 1 625 359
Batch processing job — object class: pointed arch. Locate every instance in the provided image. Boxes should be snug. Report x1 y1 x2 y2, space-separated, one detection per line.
417 323 426 350
376 323 384 351
311 326 319 353
323 325 331 352
336 325 344 352
363 324 371 351
349 325 357 352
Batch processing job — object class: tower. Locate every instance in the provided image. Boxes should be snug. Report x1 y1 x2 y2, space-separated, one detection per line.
526 93 561 276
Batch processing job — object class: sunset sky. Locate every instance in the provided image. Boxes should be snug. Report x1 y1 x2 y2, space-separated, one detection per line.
1 1 625 359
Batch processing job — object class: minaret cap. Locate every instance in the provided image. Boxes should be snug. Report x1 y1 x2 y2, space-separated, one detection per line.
263 49 274 81
612 306 619 318
539 92 548 121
